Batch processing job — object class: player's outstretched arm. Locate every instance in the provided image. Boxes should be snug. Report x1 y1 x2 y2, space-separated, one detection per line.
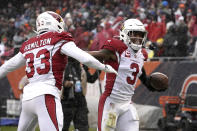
87 49 116 62
139 67 156 92
0 52 26 79
139 67 167 92
61 42 117 75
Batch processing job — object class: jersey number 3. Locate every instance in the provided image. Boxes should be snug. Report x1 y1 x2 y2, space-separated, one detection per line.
127 63 139 85
25 49 50 78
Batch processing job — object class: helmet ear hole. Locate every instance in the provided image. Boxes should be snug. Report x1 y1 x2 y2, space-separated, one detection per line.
58 25 62 29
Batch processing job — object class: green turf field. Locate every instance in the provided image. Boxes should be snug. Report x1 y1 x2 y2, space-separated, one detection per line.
0 126 97 131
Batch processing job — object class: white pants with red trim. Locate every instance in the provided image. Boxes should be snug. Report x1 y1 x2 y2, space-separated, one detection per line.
98 96 139 131
17 94 63 131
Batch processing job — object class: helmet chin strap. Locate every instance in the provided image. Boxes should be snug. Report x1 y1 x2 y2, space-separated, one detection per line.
128 44 138 54
132 48 138 53
129 41 142 51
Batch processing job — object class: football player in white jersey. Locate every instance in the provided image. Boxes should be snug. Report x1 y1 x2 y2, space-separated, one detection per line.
89 19 166 131
0 11 117 131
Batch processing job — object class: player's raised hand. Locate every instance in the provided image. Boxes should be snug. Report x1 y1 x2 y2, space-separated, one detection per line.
104 65 118 75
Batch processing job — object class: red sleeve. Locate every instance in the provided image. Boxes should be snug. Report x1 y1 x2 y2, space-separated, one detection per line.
51 32 75 50
53 32 74 42
141 48 148 61
101 38 127 54
20 41 26 54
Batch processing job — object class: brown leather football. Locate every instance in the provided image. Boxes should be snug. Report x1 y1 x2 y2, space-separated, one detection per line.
150 72 168 90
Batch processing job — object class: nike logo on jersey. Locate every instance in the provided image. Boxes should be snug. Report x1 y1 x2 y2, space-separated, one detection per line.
125 50 131 57
24 38 52 51
107 40 111 43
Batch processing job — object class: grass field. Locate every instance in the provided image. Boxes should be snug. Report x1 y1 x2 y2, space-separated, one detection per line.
0 126 97 131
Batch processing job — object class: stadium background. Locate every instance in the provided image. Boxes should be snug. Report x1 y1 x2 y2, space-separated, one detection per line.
1 0 197 130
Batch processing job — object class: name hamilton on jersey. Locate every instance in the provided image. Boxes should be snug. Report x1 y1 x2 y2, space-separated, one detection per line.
24 38 52 51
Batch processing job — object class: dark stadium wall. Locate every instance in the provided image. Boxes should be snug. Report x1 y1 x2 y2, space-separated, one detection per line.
133 61 197 107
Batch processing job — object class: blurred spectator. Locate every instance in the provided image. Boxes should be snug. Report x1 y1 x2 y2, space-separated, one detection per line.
89 24 104 51
176 16 189 56
7 18 17 41
154 38 165 57
159 1 172 23
163 16 189 57
89 22 114 51
75 31 92 50
91 24 104 38
145 41 155 58
111 16 124 36
146 15 166 42
0 37 14 60
0 38 6 57
162 25 178 56
174 3 186 25
188 15 197 54
64 13 75 33
13 30 27 55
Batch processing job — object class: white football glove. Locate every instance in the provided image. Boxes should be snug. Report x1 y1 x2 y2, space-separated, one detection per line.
103 65 118 75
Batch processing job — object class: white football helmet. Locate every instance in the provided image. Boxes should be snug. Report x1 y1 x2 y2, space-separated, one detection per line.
119 19 147 51
36 11 65 34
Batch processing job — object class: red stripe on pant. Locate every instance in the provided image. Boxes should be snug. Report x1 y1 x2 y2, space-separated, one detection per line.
98 94 108 131
45 94 59 131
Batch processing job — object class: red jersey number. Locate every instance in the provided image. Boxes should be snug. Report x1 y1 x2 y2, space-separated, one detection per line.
127 63 139 85
25 49 50 78
25 53 34 78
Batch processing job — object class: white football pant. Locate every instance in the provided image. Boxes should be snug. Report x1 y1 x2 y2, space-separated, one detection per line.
98 96 139 131
17 94 63 131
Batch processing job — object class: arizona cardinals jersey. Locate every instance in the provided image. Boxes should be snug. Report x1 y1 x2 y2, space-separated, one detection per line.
102 38 148 102
20 31 73 101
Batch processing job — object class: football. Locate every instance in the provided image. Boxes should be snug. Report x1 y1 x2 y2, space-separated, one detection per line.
150 72 168 91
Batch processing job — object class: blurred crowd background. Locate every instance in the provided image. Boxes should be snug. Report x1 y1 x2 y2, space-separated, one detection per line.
1 0 197 61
